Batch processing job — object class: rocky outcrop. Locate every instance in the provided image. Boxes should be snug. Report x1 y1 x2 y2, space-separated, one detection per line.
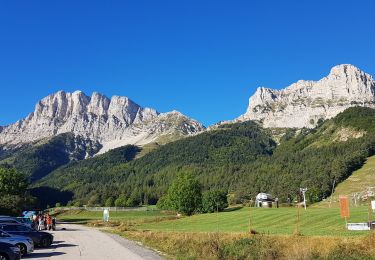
0 91 205 153
238 64 375 128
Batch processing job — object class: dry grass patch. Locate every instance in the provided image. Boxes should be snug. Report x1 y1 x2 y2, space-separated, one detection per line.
118 230 375 260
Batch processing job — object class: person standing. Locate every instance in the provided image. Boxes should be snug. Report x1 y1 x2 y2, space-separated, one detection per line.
52 217 56 231
38 217 44 231
43 215 47 230
46 214 52 230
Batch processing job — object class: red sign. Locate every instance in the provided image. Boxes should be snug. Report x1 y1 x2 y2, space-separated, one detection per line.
339 196 350 219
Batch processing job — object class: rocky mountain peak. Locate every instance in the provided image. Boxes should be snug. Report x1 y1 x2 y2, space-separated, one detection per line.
329 64 365 77
88 92 110 116
0 90 205 154
238 64 375 128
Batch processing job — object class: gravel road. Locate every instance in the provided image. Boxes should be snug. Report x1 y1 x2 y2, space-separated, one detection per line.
23 224 164 260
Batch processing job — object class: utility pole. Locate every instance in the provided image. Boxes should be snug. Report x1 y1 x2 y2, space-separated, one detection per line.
216 202 219 233
296 194 301 235
248 199 252 233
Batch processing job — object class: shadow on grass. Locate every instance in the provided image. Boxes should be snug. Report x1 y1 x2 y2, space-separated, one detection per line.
223 206 243 212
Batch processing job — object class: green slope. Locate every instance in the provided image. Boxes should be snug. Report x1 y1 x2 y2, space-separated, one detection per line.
36 107 375 207
333 155 375 196
318 155 375 207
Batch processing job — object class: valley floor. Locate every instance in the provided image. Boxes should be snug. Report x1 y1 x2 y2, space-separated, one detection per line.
58 206 371 237
56 206 375 259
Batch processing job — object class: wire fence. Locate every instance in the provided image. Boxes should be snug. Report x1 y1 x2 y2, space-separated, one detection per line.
55 206 149 212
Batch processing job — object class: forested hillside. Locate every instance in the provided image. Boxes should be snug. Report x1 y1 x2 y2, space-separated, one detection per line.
36 107 375 206
37 121 276 205
0 133 102 182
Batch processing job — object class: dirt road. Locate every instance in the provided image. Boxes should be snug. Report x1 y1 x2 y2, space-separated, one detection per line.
23 224 163 260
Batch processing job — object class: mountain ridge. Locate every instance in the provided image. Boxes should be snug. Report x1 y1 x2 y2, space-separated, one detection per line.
237 64 375 128
0 90 205 154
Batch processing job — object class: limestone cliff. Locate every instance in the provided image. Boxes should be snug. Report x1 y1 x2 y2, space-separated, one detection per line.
238 64 375 128
0 91 205 154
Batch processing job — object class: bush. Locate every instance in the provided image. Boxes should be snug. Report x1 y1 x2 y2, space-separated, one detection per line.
125 197 139 207
87 195 100 206
156 195 172 210
202 190 228 213
166 173 202 215
115 194 127 207
105 197 114 207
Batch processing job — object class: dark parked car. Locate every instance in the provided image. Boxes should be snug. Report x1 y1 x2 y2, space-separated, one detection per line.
0 219 22 225
0 224 53 247
0 242 21 260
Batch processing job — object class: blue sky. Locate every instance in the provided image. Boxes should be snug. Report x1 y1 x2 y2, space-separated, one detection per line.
1 1 374 126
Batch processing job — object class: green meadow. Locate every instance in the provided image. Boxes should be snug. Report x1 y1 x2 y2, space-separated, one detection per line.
57 205 372 237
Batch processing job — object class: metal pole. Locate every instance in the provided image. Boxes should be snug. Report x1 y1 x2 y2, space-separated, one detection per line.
216 202 219 233
296 197 300 235
303 191 307 210
248 200 251 233
368 194 373 228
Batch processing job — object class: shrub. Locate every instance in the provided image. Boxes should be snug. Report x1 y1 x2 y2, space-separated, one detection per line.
114 194 127 207
166 173 202 215
202 190 228 213
105 197 114 207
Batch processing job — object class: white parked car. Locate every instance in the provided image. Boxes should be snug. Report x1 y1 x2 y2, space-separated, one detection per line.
0 230 34 256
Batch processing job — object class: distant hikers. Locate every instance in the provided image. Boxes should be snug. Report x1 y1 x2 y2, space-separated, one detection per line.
32 212 56 231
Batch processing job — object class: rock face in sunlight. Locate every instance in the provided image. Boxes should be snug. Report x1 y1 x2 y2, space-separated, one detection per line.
0 91 205 154
238 64 375 128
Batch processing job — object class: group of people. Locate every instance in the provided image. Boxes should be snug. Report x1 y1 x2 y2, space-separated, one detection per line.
32 213 56 231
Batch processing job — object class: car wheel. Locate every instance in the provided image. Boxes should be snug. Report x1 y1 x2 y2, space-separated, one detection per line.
41 237 52 247
0 253 9 260
16 243 27 256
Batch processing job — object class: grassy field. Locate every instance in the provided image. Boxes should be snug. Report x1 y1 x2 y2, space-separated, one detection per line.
55 208 173 224
139 206 373 237
56 206 375 259
56 206 373 237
